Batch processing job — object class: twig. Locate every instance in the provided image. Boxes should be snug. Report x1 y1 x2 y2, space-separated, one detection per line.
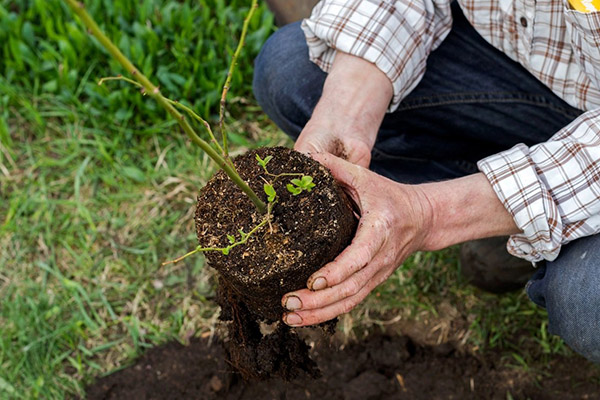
219 0 258 157
161 216 270 266
63 0 266 214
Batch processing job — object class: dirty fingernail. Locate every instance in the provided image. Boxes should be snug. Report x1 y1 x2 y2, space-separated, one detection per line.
311 277 327 291
284 295 302 311
284 313 303 326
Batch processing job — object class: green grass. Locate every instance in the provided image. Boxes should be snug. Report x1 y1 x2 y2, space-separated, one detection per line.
0 0 279 397
0 0 598 398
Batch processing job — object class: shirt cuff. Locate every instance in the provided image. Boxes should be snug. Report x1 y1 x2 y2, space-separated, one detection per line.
477 144 563 262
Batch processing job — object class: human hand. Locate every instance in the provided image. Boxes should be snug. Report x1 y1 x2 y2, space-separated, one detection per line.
294 122 373 168
281 153 434 327
293 51 393 168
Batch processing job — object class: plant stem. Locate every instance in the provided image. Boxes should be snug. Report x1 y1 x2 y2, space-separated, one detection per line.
64 0 266 214
161 216 270 266
219 0 258 157
99 75 226 155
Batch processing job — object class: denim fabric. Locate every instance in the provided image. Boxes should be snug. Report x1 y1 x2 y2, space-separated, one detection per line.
527 237 600 363
253 3 599 362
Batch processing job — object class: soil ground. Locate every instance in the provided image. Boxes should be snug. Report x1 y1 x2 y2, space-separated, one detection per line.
86 332 600 399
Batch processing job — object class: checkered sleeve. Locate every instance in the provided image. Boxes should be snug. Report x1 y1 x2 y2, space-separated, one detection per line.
478 109 600 262
301 0 453 112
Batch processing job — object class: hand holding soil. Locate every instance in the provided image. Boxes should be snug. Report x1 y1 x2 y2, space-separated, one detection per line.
282 152 432 326
294 124 373 168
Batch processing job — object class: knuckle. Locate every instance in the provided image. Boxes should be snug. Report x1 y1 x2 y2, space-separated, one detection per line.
341 299 356 314
342 276 363 298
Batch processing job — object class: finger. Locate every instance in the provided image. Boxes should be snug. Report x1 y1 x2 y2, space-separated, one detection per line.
306 215 387 290
285 252 388 311
283 261 393 326
284 282 371 327
311 152 364 188
293 140 319 156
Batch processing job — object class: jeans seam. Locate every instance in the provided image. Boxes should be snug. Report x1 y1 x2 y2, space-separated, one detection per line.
398 92 581 119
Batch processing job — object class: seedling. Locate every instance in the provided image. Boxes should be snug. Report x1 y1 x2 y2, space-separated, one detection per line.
287 176 315 195
63 0 318 267
256 154 273 171
264 183 277 203
63 0 266 213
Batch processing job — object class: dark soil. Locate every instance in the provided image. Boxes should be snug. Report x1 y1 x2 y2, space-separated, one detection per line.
194 147 356 380
86 334 600 400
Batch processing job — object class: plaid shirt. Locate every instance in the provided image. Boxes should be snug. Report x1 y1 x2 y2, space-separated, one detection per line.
302 0 600 261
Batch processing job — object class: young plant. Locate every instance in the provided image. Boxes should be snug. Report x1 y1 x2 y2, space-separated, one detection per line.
63 0 266 214
287 176 315 195
163 155 318 265
63 0 318 266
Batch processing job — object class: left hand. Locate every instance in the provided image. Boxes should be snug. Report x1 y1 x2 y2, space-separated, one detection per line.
281 153 433 327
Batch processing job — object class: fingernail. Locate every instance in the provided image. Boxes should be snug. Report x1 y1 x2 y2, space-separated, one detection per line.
310 276 327 291
284 313 303 326
284 295 302 311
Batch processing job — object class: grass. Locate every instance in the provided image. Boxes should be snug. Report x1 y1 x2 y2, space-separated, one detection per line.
0 0 598 398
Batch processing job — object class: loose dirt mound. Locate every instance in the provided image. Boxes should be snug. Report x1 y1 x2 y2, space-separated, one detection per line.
86 334 600 399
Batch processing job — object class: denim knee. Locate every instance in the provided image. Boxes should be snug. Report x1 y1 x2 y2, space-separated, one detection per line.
526 235 600 363
252 21 326 138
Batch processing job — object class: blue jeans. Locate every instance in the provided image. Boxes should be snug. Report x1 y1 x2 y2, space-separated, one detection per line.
253 3 600 362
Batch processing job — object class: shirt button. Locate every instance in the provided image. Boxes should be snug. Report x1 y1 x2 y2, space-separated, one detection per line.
520 16 528 27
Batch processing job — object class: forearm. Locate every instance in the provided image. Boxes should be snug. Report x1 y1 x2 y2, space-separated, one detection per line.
418 173 520 251
305 51 393 148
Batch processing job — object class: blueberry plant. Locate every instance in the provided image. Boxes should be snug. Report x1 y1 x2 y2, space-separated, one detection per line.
63 0 316 263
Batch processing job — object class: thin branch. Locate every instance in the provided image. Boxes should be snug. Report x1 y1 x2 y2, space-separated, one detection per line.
161 216 270 266
63 0 266 214
164 98 225 155
219 0 258 157
98 75 143 89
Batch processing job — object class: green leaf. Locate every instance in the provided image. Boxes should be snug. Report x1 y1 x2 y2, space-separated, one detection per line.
227 234 235 244
263 183 276 202
21 22 35 47
0 116 11 147
290 178 302 186
286 183 301 195
0 376 16 394
122 166 145 183
42 79 57 93
301 175 313 185
222 247 230 255
256 154 272 169
301 175 315 191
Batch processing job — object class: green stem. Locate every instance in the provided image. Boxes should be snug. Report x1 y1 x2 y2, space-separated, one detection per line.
161 216 270 266
164 98 225 155
64 0 266 214
219 0 258 156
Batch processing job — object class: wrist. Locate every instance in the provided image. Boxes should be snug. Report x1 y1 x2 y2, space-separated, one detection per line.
419 173 520 251
308 52 393 147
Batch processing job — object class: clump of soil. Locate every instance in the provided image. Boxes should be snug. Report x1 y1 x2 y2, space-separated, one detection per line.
86 334 600 399
194 147 356 380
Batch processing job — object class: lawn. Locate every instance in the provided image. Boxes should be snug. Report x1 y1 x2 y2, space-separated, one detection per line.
0 0 597 398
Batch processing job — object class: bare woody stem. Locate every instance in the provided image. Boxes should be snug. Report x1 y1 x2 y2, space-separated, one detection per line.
64 0 266 214
219 0 258 157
